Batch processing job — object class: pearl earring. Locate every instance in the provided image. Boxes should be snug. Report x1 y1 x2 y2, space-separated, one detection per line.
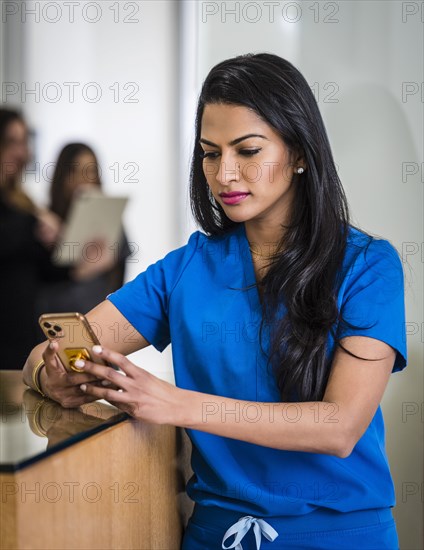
296 167 304 174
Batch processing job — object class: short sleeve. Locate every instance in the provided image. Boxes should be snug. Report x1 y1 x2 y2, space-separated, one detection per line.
107 232 201 352
338 238 407 372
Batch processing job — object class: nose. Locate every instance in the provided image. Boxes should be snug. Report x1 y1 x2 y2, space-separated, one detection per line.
216 155 240 186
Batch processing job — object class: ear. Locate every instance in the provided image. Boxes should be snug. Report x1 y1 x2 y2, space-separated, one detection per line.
293 152 307 174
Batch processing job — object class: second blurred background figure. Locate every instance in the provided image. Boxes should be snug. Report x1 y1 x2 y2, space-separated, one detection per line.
36 143 130 317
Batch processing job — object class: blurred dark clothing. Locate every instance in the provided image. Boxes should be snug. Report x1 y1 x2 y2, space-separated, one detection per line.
35 234 130 317
0 197 69 370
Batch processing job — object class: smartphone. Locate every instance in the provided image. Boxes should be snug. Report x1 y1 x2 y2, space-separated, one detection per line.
39 312 109 373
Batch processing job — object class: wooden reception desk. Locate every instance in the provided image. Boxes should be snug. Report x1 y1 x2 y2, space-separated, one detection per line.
0 371 193 550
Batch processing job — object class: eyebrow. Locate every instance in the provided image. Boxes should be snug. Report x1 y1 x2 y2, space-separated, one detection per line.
199 134 269 147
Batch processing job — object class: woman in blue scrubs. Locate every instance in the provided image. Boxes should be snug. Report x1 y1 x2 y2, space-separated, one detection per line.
24 54 406 549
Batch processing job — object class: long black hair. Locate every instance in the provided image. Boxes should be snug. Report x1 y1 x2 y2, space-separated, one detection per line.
190 53 351 402
50 142 101 220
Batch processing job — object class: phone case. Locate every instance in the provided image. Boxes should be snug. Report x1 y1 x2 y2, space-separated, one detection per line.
38 312 109 372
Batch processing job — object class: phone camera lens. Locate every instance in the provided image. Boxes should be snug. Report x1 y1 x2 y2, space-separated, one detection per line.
48 330 56 337
53 325 62 332
43 322 52 328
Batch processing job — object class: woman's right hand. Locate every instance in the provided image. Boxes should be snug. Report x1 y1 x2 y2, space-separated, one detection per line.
39 341 101 408
35 208 63 248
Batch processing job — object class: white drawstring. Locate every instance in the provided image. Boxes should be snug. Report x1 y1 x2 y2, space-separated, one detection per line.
222 515 279 550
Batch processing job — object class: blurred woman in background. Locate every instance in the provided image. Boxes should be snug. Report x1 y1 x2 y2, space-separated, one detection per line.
36 143 129 316
0 108 65 369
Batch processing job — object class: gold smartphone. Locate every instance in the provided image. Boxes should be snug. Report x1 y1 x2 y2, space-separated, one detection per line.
38 312 109 373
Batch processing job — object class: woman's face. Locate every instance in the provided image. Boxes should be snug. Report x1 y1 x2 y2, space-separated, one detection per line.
65 151 99 198
0 120 29 182
200 103 301 229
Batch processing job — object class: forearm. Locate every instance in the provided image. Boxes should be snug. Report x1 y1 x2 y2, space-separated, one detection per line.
173 340 395 458
178 390 356 458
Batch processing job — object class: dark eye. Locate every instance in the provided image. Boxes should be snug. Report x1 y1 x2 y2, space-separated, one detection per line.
239 149 261 157
200 151 220 159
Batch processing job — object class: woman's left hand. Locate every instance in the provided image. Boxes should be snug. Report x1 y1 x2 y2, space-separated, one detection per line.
35 208 62 247
77 345 186 425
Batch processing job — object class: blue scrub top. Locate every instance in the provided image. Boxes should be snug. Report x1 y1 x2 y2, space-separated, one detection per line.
108 223 407 516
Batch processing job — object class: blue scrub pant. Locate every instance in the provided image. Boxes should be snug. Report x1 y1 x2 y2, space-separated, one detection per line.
181 504 399 550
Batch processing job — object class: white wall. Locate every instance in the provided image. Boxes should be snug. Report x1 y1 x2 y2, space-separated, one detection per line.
189 1 423 548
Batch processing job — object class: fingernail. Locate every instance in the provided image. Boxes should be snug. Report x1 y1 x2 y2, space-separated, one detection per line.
102 380 111 386
49 342 56 350
92 345 102 354
80 384 87 392
74 360 85 368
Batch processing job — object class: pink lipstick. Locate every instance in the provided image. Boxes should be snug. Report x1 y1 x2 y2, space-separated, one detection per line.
219 192 250 205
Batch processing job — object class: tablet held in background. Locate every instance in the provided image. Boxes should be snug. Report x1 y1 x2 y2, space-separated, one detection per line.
53 192 128 266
